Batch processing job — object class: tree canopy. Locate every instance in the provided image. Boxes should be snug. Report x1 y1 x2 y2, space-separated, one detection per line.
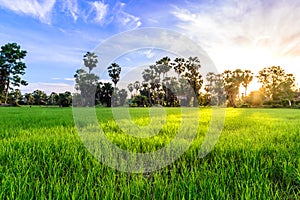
257 66 296 103
0 43 27 104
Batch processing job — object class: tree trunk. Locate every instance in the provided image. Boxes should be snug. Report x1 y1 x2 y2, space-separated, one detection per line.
4 80 10 104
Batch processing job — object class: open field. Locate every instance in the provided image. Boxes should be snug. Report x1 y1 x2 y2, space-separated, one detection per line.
0 107 299 199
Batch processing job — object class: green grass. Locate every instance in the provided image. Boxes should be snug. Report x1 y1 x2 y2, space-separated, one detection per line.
0 107 299 199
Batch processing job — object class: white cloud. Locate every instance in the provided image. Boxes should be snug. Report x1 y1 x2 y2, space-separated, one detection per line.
89 1 109 24
114 2 142 29
140 49 155 59
0 0 56 24
0 0 141 29
172 0 300 84
84 1 141 28
64 78 75 81
61 0 79 21
20 82 75 94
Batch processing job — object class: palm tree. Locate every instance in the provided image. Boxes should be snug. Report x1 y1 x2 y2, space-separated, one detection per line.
233 69 244 98
134 81 140 96
156 57 171 80
127 83 134 98
107 63 121 89
118 89 128 106
172 57 186 79
101 82 114 107
142 68 155 82
241 70 253 97
185 57 201 72
83 52 98 74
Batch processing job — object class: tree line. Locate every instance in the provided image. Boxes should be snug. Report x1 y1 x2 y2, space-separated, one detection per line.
73 52 127 107
125 58 298 108
1 42 299 108
0 43 72 107
74 51 299 108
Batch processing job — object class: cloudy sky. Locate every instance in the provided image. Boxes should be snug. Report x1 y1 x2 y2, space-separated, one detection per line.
0 0 299 94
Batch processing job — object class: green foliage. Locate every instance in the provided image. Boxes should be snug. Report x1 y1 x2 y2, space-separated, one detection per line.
58 91 72 107
74 69 99 106
257 66 296 102
83 52 98 74
132 95 149 107
96 82 113 107
0 43 27 104
107 63 121 88
0 108 299 198
117 88 128 106
134 56 204 107
32 90 47 105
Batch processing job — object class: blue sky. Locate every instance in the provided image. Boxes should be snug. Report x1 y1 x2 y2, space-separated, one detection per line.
0 0 299 94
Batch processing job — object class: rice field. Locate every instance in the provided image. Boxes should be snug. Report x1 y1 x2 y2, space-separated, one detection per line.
0 107 299 199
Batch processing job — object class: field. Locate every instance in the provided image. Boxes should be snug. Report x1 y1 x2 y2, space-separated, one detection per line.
0 107 299 199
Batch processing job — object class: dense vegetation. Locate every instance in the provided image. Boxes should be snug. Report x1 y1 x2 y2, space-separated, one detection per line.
0 107 299 199
0 43 299 108
74 52 300 108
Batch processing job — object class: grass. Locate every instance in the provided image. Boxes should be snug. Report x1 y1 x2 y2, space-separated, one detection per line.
0 107 299 199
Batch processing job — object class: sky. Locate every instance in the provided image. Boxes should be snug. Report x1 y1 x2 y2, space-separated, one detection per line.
0 0 299 94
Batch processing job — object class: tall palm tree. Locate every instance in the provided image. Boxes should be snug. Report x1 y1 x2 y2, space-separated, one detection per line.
241 70 253 97
107 63 121 89
233 69 244 98
172 57 186 79
127 83 134 98
142 68 155 82
83 52 98 74
133 81 140 96
156 57 171 80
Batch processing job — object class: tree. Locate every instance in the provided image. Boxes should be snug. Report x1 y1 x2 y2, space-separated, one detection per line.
58 91 72 107
277 73 296 107
142 68 155 82
7 89 22 106
32 90 47 105
48 92 59 105
257 66 296 102
24 93 34 105
100 82 114 107
134 81 140 95
183 57 203 106
0 43 27 104
13 89 21 106
118 89 128 106
74 69 99 106
222 69 244 107
127 83 134 98
83 52 98 74
241 70 253 97
172 57 186 79
205 72 225 106
156 56 171 80
107 63 121 88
